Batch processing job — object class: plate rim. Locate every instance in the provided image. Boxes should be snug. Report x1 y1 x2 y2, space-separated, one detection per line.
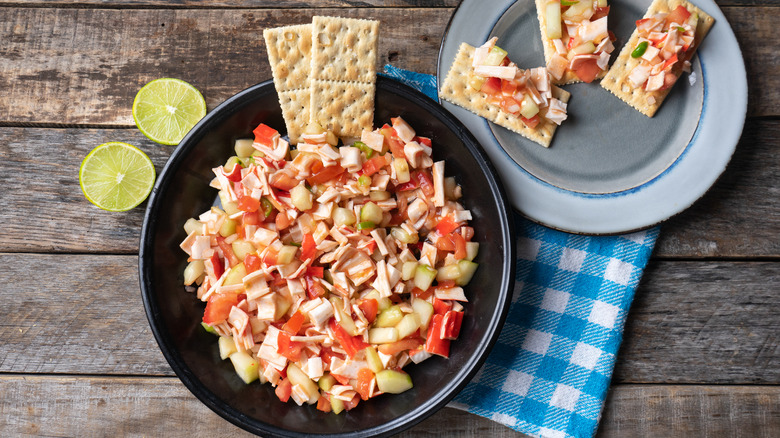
437 0 747 235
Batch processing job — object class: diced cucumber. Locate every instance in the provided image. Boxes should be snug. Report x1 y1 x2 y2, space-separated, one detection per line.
219 336 237 360
375 369 413 394
375 305 404 328
291 184 313 211
395 313 421 340
597 0 608 7
330 297 358 336
414 264 437 291
437 264 462 282
218 191 240 216
392 228 418 245
287 363 320 404
330 397 345 414
364 346 385 373
363 289 392 311
369 327 399 344
369 190 391 202
184 260 205 286
465 242 479 261
412 298 434 332
231 240 256 261
392 158 411 184
318 373 337 392
456 260 479 286
444 177 459 200
401 261 419 281
562 0 592 20
520 95 540 119
224 156 242 172
183 218 203 235
234 138 255 158
483 46 508 66
229 351 259 384
571 41 597 55
277 245 298 265
468 73 486 91
546 1 562 39
360 202 383 224
200 321 218 335
223 263 247 286
332 207 357 227
219 218 237 237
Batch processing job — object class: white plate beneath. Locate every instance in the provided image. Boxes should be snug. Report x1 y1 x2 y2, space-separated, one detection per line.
437 0 747 234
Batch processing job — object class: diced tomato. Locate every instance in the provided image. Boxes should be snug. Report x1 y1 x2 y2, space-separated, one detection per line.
661 72 678 90
357 299 379 324
356 368 374 401
277 331 305 361
572 58 601 83
300 233 316 260
567 36 578 51
361 154 390 177
269 172 298 191
307 164 345 186
394 171 420 191
425 314 451 358
306 266 324 278
223 164 243 182
452 232 467 260
331 373 351 386
413 136 432 148
662 53 679 71
433 298 452 316
666 5 691 25
460 226 475 241
480 76 501 95
435 217 460 235
275 377 292 403
500 79 517 96
316 395 332 412
500 96 521 114
237 194 260 213
377 338 424 356
216 236 240 267
202 292 239 325
253 123 279 147
275 210 293 230
329 318 367 358
522 115 541 129
244 253 262 273
434 234 456 252
270 272 287 287
412 286 434 300
592 5 610 20
608 30 617 42
320 346 343 365
343 394 361 411
207 252 224 280
242 211 261 226
441 310 464 340
262 248 278 266
416 170 435 197
305 276 326 300
282 310 305 335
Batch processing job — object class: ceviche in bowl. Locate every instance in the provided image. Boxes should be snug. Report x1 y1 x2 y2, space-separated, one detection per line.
139 77 515 437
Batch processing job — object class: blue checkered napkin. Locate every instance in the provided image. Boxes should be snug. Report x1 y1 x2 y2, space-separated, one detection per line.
382 65 661 438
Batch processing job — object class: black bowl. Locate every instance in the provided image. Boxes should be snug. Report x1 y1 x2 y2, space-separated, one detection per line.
139 76 516 437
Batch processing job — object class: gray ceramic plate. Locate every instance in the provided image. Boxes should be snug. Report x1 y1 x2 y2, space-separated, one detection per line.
437 0 747 234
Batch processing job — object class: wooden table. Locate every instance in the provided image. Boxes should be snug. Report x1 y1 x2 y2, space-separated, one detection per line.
1 1 777 436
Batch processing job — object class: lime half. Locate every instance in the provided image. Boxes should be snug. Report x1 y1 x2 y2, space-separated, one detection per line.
79 142 156 212
132 78 207 145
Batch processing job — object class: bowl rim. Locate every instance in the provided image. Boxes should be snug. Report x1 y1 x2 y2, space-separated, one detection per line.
139 76 516 437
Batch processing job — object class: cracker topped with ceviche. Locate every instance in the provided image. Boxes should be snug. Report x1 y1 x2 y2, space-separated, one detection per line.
601 0 714 117
179 115 479 413
440 38 570 148
535 0 616 84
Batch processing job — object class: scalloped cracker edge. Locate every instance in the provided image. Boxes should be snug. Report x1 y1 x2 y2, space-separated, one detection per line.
264 24 313 144
439 43 571 148
600 0 714 117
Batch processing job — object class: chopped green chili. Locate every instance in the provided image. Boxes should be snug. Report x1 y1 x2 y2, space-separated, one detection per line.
631 41 649 58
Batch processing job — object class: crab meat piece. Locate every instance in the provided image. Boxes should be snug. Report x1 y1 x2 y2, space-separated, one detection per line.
474 65 518 80
391 117 416 143
361 129 385 152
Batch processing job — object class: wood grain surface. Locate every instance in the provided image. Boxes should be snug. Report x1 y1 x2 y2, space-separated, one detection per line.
1 376 776 437
0 6 776 126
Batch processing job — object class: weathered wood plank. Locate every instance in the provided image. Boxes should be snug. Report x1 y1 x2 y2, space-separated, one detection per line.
1 120 776 256
1 254 777 384
0 376 777 437
654 119 780 258
0 7 449 126
0 6 777 126
0 0 461 7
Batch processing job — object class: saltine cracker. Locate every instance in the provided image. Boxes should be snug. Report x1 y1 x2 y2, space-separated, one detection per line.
600 0 714 117
440 43 571 148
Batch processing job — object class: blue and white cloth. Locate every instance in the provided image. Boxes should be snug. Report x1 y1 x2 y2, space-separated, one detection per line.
383 65 660 438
